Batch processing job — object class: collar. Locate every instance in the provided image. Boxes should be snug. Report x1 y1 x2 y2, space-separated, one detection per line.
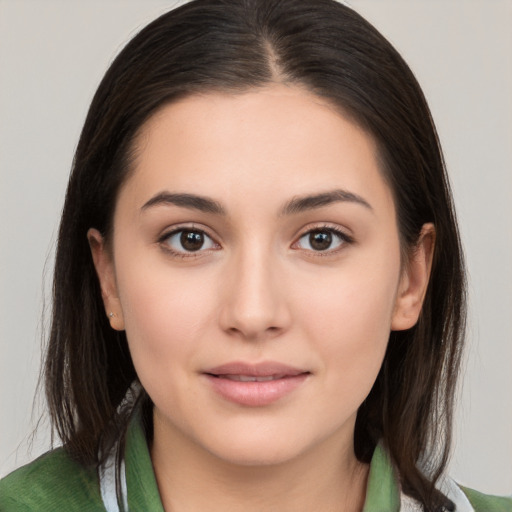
124 412 164 511
363 443 401 511
105 411 472 512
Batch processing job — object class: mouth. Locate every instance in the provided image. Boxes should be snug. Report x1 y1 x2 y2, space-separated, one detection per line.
212 374 295 382
202 362 310 407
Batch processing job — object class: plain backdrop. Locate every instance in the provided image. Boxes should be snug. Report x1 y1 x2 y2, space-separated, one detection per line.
1 0 511 495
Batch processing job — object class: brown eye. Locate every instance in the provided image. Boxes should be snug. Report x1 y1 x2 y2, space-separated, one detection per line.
163 229 216 253
296 228 349 252
309 231 332 251
180 231 204 251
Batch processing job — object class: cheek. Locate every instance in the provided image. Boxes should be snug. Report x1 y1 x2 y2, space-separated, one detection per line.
298 253 399 333
114 255 218 388
294 254 400 390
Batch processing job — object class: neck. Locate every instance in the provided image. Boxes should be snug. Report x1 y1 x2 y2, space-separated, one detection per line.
150 416 369 512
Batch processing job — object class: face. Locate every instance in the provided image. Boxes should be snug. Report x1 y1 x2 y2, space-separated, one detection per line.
90 84 431 467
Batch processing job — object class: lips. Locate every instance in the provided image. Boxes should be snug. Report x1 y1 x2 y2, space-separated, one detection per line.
203 362 310 407
221 374 288 382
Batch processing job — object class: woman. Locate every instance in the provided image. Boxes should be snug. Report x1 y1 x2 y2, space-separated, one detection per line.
0 1 509 511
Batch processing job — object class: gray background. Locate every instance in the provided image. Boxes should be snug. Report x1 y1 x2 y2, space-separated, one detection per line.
1 0 511 494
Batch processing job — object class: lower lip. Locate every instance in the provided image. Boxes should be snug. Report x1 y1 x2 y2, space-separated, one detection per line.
204 374 309 407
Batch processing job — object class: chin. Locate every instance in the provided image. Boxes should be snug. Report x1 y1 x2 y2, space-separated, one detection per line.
196 424 322 468
208 442 302 468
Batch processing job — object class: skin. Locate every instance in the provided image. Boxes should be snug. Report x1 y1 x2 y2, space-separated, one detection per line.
89 84 434 512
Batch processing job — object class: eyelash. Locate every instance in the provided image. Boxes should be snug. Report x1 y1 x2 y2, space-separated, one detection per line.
157 224 353 259
293 225 354 255
158 225 219 259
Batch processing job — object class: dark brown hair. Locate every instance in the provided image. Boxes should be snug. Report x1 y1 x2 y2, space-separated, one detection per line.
45 1 466 510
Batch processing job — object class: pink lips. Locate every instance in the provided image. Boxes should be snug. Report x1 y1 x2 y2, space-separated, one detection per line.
203 362 310 407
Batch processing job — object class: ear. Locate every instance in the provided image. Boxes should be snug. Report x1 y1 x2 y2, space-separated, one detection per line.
87 228 125 331
391 223 435 331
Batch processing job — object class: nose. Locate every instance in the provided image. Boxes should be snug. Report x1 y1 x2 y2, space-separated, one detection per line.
218 245 291 341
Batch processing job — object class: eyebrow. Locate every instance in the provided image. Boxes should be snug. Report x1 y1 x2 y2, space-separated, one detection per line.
280 189 373 216
140 188 372 217
141 192 226 215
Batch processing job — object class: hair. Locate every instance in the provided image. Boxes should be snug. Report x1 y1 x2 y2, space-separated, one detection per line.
44 1 466 510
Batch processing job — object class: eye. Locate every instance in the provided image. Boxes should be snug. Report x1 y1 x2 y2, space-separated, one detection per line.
162 229 217 253
295 228 350 252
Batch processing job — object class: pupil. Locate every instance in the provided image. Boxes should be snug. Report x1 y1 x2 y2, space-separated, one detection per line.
181 231 204 251
310 231 332 251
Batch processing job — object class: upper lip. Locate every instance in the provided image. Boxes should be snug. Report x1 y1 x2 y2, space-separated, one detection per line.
204 361 309 377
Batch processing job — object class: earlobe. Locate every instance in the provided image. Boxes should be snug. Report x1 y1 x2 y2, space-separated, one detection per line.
87 228 125 331
391 223 435 331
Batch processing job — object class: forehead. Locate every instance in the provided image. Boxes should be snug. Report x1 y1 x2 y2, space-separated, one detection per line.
121 84 393 215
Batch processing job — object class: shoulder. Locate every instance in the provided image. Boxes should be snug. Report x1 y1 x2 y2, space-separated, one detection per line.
460 485 512 512
435 477 511 512
399 474 511 512
0 448 104 511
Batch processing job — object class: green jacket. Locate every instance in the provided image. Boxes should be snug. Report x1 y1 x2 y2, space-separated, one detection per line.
0 414 510 511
